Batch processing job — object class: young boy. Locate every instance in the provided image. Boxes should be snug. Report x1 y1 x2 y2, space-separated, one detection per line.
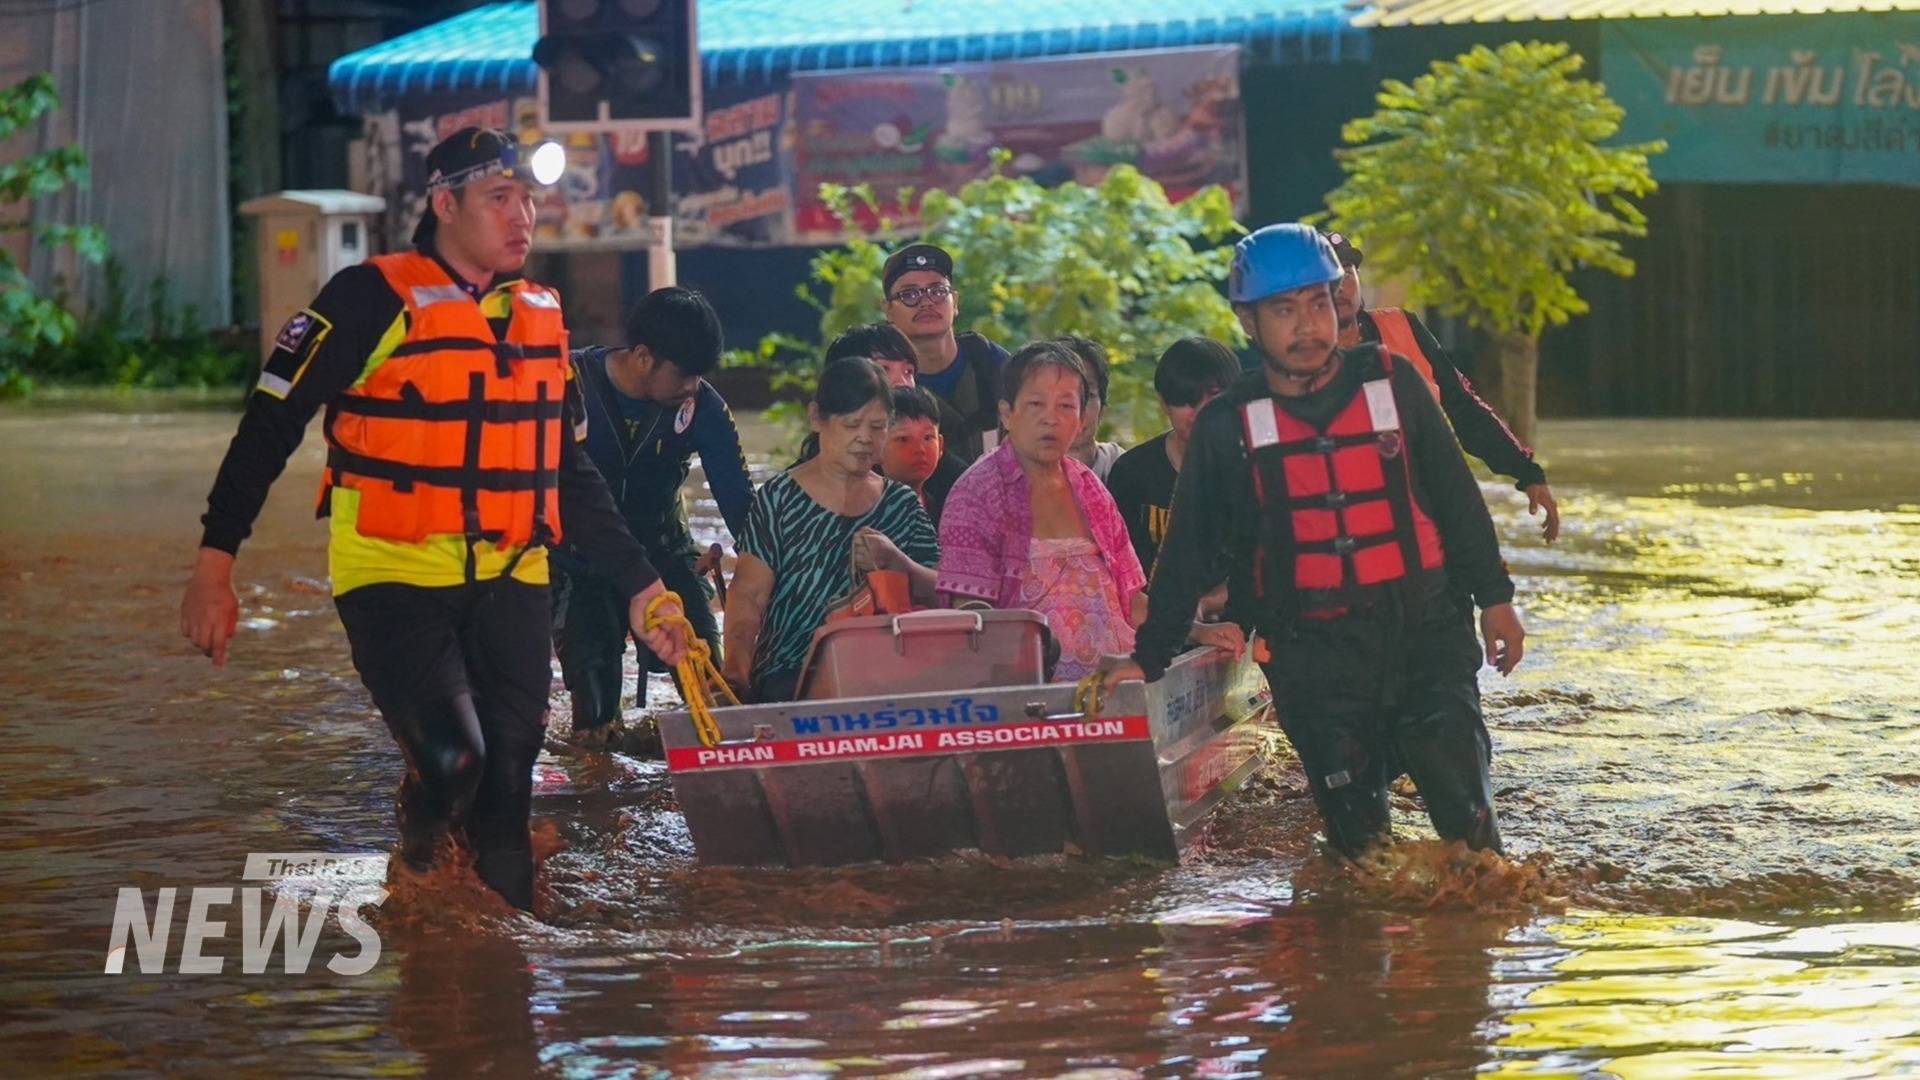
1105 336 1244 577
881 385 964 525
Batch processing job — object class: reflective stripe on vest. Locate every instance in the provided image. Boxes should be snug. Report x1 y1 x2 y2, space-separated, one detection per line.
1369 308 1441 403
319 252 569 552
1240 346 1445 615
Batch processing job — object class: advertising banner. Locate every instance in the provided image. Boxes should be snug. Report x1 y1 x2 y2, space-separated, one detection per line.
1605 15 1920 185
790 46 1246 238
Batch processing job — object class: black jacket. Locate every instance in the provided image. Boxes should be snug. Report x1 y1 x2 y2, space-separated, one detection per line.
1132 349 1515 681
924 331 1009 462
1356 308 1545 490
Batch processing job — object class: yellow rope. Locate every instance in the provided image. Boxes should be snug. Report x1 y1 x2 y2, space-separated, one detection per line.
643 590 738 748
1072 670 1105 719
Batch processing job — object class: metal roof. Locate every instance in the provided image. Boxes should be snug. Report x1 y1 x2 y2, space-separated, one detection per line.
329 0 1366 113
1354 0 1920 27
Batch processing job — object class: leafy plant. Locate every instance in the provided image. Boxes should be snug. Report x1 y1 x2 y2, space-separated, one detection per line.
736 152 1246 445
0 73 108 397
1318 41 1664 443
26 257 251 391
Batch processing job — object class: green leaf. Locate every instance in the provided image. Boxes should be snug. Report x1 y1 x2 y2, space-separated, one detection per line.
1324 39 1661 341
745 156 1246 444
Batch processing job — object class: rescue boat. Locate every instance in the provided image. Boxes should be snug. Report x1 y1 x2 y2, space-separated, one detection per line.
657 609 1272 866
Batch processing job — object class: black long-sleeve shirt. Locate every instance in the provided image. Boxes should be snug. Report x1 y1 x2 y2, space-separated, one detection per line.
199 252 658 599
1131 351 1515 681
1357 308 1546 490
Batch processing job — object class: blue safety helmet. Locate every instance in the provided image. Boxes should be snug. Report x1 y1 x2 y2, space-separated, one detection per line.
1227 223 1344 304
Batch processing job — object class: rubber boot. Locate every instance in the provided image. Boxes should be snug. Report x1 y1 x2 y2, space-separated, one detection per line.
464 718 542 910
1395 708 1502 854
385 693 486 870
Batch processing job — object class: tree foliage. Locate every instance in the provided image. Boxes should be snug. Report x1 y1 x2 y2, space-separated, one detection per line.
746 153 1245 442
0 73 108 395
1320 42 1664 341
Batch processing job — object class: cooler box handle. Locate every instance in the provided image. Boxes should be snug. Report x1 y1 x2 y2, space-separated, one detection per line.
889 610 985 653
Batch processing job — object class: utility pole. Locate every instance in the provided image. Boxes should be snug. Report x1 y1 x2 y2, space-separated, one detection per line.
645 130 675 287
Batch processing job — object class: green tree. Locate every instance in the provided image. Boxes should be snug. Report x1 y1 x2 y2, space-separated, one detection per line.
1319 41 1663 445
755 154 1245 443
0 73 107 396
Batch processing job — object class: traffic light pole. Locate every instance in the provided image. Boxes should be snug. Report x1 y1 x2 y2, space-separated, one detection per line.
645 130 676 288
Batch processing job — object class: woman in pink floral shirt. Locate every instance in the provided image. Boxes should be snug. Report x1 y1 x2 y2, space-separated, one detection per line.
936 340 1147 681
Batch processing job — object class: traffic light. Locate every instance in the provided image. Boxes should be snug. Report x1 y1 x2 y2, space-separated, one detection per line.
533 0 700 132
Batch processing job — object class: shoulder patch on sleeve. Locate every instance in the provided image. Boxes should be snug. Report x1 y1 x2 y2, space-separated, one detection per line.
257 308 333 399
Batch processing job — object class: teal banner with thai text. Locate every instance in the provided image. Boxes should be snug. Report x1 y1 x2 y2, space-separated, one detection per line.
1604 15 1920 185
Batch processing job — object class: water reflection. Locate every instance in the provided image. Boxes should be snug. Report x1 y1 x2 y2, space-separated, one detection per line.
2 406 1919 1075
392 929 542 1075
1490 909 1920 1078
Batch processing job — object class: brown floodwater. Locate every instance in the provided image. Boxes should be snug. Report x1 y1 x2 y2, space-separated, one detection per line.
2 405 1918 1078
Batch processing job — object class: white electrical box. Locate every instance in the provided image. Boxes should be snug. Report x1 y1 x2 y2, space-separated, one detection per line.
238 190 386 363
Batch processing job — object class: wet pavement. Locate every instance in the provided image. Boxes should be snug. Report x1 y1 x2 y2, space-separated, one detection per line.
1 404 1917 1077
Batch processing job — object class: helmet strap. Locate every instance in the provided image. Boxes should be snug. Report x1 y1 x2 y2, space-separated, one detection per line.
1277 351 1338 387
1253 319 1340 393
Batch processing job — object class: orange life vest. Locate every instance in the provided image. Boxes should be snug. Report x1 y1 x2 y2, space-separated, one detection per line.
320 251 569 555
1368 308 1441 403
1239 346 1445 616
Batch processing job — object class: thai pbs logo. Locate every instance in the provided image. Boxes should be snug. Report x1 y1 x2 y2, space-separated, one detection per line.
104 853 388 975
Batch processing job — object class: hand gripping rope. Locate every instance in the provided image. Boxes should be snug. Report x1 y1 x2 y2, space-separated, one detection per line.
641 590 738 748
1072 670 1107 721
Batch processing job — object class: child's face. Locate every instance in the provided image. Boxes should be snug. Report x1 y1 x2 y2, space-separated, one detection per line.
882 416 943 485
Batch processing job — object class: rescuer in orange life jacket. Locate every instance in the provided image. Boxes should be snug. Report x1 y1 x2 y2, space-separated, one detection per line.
1103 224 1526 858
179 128 691 910
1323 229 1561 543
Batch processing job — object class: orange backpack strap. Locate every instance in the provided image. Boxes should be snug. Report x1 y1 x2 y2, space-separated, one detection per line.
1370 308 1441 403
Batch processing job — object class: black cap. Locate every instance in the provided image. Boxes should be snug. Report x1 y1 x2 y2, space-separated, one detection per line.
882 243 954 295
410 126 531 248
1322 229 1363 269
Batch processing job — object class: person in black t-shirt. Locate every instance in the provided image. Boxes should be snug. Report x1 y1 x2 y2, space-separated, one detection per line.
1105 337 1244 578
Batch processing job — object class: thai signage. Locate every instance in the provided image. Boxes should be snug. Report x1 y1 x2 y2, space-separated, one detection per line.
789 45 1247 238
665 716 1151 772
355 45 1247 247
1605 15 1920 185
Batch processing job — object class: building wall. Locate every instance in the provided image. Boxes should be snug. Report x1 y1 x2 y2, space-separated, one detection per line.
1 0 232 326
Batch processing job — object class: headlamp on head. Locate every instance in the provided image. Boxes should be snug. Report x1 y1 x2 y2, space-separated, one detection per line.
425 136 568 195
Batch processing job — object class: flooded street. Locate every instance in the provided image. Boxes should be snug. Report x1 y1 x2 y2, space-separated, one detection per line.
2 405 1918 1077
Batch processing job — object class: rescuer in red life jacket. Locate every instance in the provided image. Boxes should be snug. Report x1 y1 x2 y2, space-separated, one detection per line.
1103 224 1526 858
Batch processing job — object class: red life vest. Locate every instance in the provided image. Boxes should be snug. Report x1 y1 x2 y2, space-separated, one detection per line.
320 252 569 554
1240 346 1445 616
1368 308 1441 403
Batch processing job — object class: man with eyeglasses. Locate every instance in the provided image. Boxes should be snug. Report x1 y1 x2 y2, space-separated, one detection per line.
880 243 1010 461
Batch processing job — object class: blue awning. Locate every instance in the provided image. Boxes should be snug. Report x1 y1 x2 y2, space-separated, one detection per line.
329 0 1366 114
